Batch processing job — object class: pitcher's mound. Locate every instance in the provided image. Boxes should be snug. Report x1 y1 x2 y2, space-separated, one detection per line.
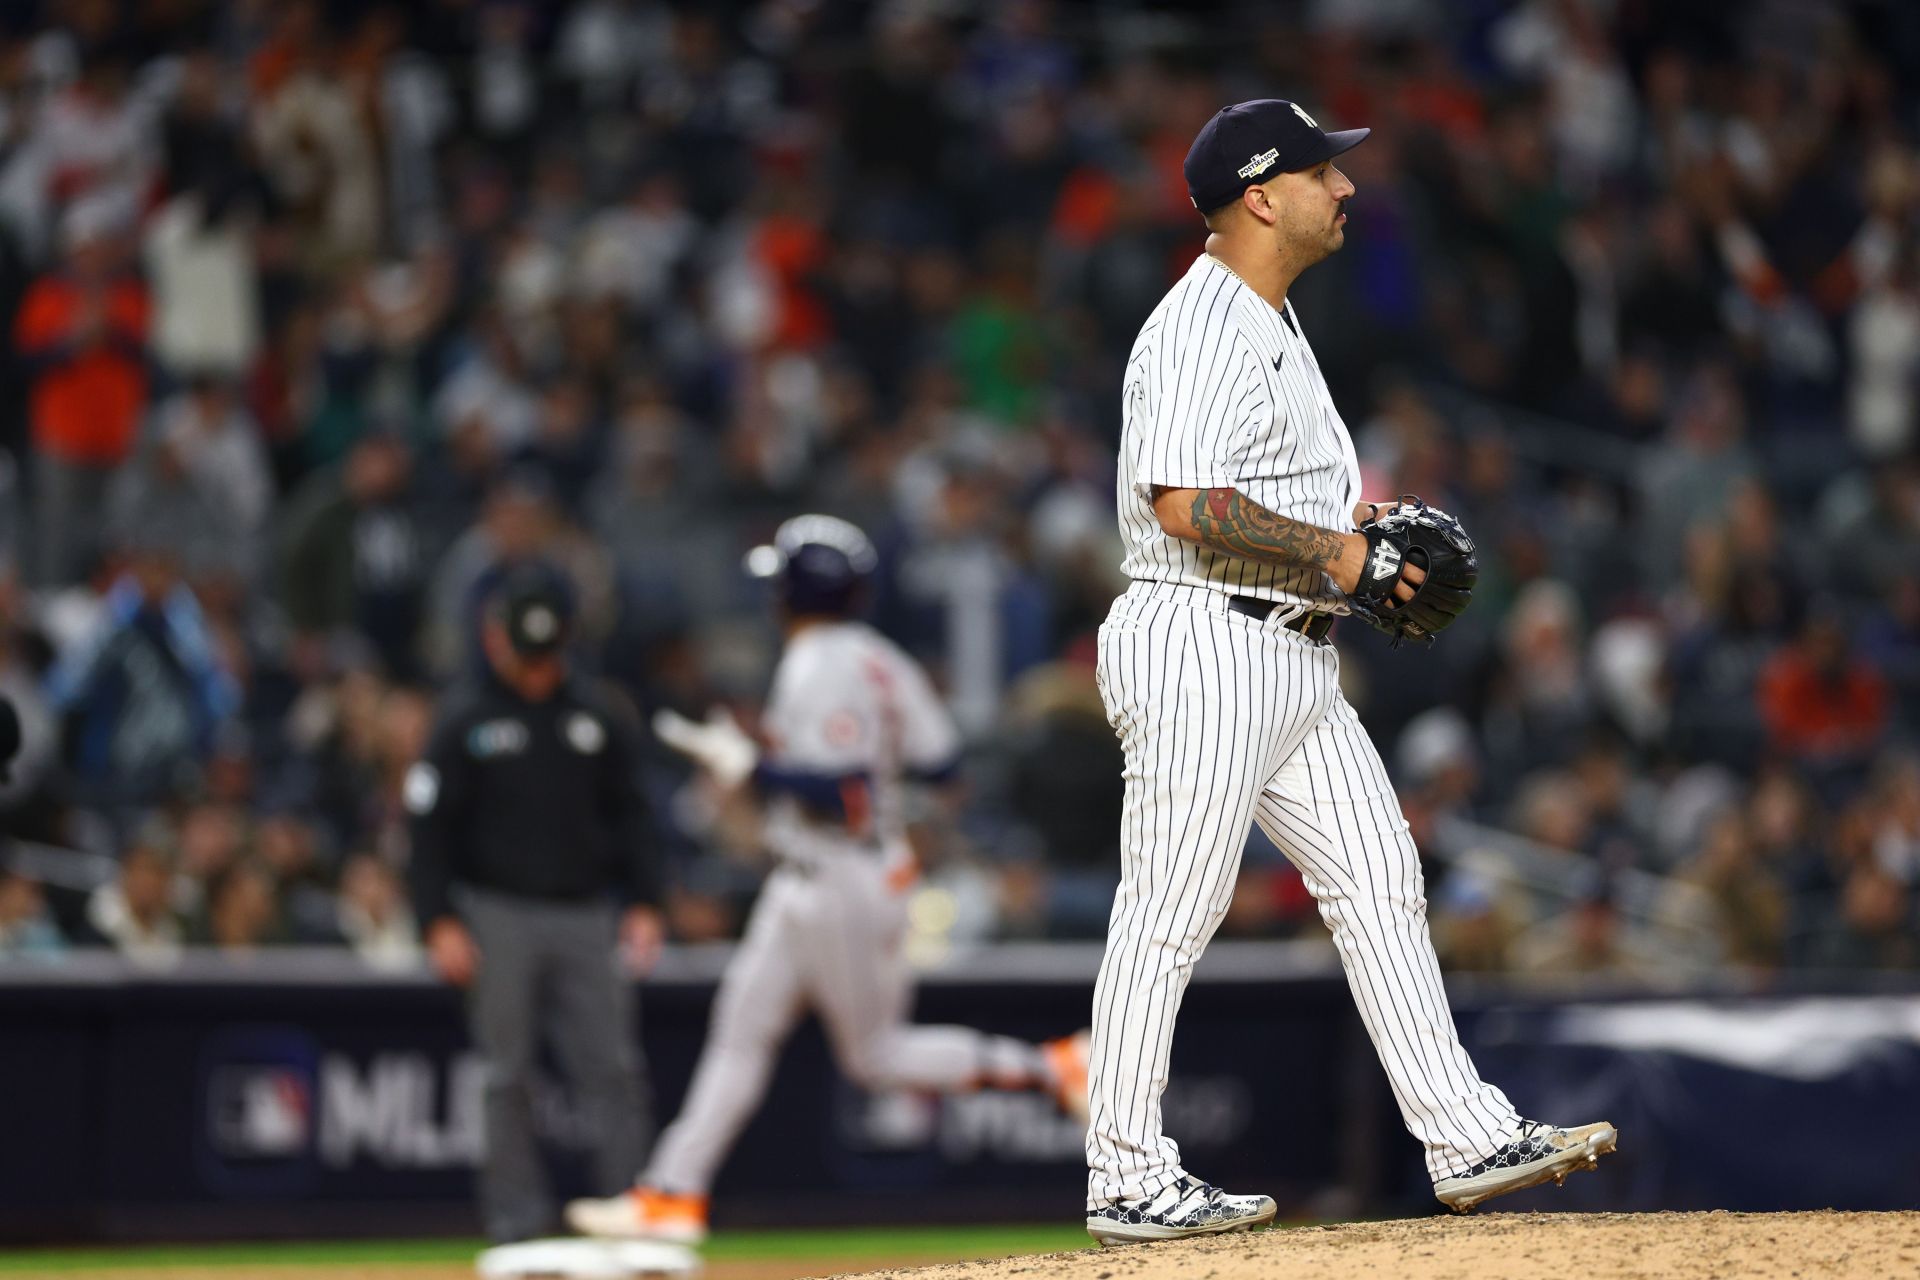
825 1210 1920 1280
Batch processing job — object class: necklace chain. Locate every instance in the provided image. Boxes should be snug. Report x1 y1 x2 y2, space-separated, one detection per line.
1207 252 1286 321
1207 252 1255 293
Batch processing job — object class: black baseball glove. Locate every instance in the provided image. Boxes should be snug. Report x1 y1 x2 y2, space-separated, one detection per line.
1345 495 1478 647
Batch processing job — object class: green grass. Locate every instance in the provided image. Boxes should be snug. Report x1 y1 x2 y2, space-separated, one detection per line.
0 1224 1096 1273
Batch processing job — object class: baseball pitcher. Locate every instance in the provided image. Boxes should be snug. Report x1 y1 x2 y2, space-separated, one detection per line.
1081 100 1617 1246
568 515 1088 1246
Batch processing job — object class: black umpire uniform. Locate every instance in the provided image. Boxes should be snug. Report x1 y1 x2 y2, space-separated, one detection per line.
406 566 659 1242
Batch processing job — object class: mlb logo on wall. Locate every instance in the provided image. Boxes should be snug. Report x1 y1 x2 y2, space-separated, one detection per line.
195 1026 323 1194
208 1064 312 1158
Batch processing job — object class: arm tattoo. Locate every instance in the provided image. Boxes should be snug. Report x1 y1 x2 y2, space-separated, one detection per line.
1190 487 1347 571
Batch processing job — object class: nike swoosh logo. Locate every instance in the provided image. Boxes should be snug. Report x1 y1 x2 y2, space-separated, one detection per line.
1272 354 1284 371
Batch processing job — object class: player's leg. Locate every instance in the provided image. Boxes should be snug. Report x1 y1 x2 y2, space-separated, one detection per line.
641 872 808 1193
1252 690 1615 1206
805 855 1077 1106
542 901 649 1198
460 888 552 1242
567 872 807 1242
1084 597 1320 1222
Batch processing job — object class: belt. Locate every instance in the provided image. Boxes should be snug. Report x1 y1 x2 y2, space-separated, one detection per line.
1227 595 1336 643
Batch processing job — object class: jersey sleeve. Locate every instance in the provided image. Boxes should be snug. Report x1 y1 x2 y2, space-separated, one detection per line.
597 696 662 909
404 707 475 929
888 651 961 779
1131 316 1277 499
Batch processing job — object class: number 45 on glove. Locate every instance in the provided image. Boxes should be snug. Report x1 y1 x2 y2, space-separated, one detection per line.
1346 495 1477 648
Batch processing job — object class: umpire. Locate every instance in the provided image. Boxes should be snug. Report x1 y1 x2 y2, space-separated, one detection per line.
405 564 661 1242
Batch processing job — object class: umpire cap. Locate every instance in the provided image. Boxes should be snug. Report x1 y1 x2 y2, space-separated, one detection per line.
491 562 574 657
744 514 878 617
1184 99 1370 213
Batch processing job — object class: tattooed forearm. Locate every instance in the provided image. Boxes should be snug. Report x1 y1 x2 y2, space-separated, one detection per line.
1189 487 1348 571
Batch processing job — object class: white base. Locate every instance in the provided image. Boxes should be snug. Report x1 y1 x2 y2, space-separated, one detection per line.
476 1237 702 1279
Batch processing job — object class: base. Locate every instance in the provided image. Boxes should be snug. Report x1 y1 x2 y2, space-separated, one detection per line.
476 1237 703 1279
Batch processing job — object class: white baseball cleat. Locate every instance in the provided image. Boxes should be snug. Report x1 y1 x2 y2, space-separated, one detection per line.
565 1188 710 1246
1433 1120 1619 1212
1086 1174 1277 1246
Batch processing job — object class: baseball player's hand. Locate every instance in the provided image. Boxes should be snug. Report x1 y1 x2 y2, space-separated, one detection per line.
1334 533 1427 601
426 917 480 987
653 706 758 788
1345 495 1477 647
619 905 665 975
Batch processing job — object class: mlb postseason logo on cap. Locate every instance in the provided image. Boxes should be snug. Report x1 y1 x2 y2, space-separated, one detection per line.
1183 98 1370 213
1238 149 1280 180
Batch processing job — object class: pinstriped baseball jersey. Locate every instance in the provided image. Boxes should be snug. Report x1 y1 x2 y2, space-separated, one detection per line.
760 621 959 865
1118 253 1362 610
637 622 1061 1203
1086 248 1525 1215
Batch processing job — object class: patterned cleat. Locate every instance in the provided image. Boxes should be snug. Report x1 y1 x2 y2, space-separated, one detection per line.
1433 1120 1619 1212
1086 1175 1277 1246
564 1187 710 1246
1042 1030 1091 1122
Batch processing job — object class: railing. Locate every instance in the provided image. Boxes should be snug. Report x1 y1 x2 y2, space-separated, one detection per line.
1430 812 1725 964
1418 381 1651 482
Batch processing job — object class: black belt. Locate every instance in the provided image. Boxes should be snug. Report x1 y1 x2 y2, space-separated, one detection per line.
1227 595 1335 642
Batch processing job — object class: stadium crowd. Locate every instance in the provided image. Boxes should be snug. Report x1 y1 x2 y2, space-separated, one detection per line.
0 0 1916 977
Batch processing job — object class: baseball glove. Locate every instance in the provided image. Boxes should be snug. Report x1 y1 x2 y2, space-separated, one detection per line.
1346 495 1477 647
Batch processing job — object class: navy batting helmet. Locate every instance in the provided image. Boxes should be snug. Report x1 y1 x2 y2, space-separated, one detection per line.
744 514 878 616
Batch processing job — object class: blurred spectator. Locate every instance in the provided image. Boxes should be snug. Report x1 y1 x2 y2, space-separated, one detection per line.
14 203 148 584
424 468 614 681
572 172 697 317
1674 812 1789 972
0 573 58 816
0 40 159 261
0 866 62 958
278 432 430 679
1431 869 1517 974
255 810 334 936
1509 770 1592 856
1802 861 1918 971
193 860 286 952
44 549 237 805
1513 872 1660 978
248 6 380 271
1872 756 1920 886
1636 365 1755 592
1395 707 1482 856
1757 611 1890 785
334 851 418 970
108 377 272 582
1000 645 1123 936
148 48 263 382
83 826 184 968
1479 581 1591 790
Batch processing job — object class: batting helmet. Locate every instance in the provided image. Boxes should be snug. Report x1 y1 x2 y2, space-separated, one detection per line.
744 514 878 617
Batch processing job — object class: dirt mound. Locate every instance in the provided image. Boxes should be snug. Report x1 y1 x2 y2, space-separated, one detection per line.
825 1210 1920 1280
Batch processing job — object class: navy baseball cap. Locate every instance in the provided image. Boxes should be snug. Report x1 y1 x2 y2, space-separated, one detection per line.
1184 99 1370 213
492 563 574 657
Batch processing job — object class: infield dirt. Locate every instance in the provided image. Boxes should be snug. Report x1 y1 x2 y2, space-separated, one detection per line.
29 1211 1919 1279
825 1211 1920 1280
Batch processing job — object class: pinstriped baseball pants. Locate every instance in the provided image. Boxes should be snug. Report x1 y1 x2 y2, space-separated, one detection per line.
1085 582 1521 1207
